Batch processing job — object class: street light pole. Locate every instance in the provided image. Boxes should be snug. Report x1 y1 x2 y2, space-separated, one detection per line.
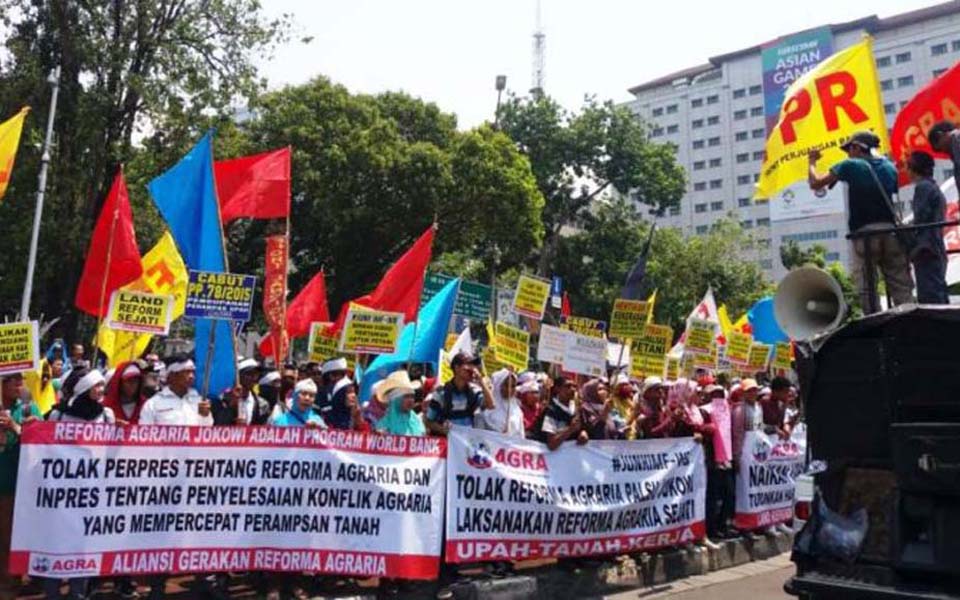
20 65 61 319
494 75 507 129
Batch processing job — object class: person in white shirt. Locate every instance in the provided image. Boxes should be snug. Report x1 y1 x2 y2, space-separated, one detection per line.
139 356 212 426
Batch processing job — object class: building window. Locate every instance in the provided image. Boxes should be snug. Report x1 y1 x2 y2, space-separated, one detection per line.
738 197 751 207
734 109 747 120
691 98 703 108
736 153 749 163
757 217 770 227
750 106 763 117
932 43 948 56
953 40 960 52
737 174 751 185
733 88 746 99
708 136 721 147
692 139 705 149
749 84 762 95
897 75 914 88
693 160 706 170
934 68 948 77
710 200 724 211
652 107 664 117
752 150 765 161
735 131 748 141
759 259 773 269
707 94 719 105
692 118 704 129
666 104 678 114
651 127 664 137
709 179 723 189
741 219 753 229
781 230 839 242
667 124 679 134
695 203 708 213
895 51 911 64
694 182 707 191
884 103 896 114
707 115 720 125
669 205 680 216
751 128 765 139
696 225 709 235
880 79 893 91
876 56 891 67
825 252 840 262
709 157 722 167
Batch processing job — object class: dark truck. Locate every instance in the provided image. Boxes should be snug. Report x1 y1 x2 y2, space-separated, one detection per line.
785 306 960 600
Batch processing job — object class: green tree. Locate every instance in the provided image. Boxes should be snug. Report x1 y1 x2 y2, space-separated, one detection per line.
498 94 686 273
0 0 290 334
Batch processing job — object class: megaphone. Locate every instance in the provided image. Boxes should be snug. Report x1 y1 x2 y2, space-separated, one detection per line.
774 266 846 340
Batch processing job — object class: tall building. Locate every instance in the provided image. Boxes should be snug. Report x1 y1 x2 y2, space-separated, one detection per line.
624 2 960 280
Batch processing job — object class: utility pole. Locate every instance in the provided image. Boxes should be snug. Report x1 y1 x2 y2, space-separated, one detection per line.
20 65 61 319
494 75 507 129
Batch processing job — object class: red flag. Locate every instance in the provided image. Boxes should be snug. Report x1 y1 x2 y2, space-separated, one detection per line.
560 292 571 318
263 234 289 365
75 170 143 317
330 225 436 333
259 269 329 359
214 147 291 223
890 62 960 185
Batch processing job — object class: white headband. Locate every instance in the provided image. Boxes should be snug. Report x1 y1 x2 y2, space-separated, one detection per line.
295 379 318 394
167 359 196 374
70 370 105 404
321 357 348 374
259 371 281 386
238 358 260 372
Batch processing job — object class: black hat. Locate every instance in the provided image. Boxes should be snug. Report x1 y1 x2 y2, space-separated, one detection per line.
450 352 481 368
839 130 880 152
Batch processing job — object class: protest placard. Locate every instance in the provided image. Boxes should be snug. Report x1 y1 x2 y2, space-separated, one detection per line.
512 275 551 320
0 321 39 377
11 423 446 580
481 347 506 375
185 271 257 321
772 342 793 371
684 318 717 354
421 273 492 321
735 428 806 529
747 342 772 372
726 331 753 365
630 324 673 380
438 350 454 384
339 308 404 355
692 342 718 370
665 356 681 381
106 290 174 335
536 324 568 365
560 316 606 338
306 322 355 370
446 427 705 562
608 299 649 340
561 331 606 377
493 323 530 372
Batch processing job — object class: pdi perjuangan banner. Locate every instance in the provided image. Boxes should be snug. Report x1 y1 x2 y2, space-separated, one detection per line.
10 423 446 580
734 428 806 530
445 426 705 563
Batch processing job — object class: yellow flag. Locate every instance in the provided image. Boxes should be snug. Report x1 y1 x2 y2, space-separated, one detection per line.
23 360 56 415
755 37 888 199
0 107 29 202
732 313 749 333
96 231 188 365
646 289 657 324
718 305 733 339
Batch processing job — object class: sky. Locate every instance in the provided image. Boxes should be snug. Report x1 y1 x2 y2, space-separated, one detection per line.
259 0 947 128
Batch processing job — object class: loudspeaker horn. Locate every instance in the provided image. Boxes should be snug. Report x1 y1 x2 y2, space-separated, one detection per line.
774 266 846 340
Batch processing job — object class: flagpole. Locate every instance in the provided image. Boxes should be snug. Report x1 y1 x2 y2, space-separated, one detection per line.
93 170 122 366
20 65 61 319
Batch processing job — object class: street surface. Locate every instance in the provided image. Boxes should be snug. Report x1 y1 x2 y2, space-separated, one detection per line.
607 554 792 599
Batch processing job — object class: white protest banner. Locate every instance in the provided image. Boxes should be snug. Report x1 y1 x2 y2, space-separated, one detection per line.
536 324 568 365
561 331 606 378
446 426 705 562
11 423 445 580
734 428 806 530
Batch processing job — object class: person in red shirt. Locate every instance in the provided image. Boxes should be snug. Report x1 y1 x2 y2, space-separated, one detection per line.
101 361 147 425
638 377 678 439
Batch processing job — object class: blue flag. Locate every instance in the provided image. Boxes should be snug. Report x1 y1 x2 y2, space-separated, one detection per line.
149 131 235 394
359 277 460 402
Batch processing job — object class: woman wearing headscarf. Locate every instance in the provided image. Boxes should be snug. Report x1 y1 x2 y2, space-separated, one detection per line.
326 378 369 432
637 377 678 439
101 362 146 425
375 376 425 437
580 379 621 440
478 369 524 438
609 372 639 439
269 380 326 428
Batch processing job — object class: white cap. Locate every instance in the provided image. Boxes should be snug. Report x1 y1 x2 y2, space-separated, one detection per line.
294 379 318 394
238 358 260 372
259 371 280 386
167 359 196 374
321 357 348 375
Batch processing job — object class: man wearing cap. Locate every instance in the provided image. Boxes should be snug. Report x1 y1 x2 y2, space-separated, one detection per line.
731 378 763 471
139 355 213 426
232 358 271 426
425 352 494 436
809 131 914 312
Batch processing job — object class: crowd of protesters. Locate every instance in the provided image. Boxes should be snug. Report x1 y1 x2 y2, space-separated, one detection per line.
0 339 801 600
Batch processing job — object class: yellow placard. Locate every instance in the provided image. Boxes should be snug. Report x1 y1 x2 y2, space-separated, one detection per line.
445 333 459 351
0 321 39 377
493 322 530 372
339 308 404 355
560 315 606 338
512 275 551 320
106 290 173 335
726 331 753 365
609 299 649 340
747 342 772 372
685 318 717 354
772 342 794 371
692 342 719 370
482 346 507 375
629 324 672 380
438 349 454 384
665 356 681 381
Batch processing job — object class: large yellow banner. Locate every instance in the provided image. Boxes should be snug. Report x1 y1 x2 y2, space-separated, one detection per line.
96 232 188 365
755 37 888 199
0 107 29 202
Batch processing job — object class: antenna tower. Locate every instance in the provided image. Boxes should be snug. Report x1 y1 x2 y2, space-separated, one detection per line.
531 0 545 98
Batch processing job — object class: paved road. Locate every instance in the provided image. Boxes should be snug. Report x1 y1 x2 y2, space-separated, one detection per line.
608 555 793 600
